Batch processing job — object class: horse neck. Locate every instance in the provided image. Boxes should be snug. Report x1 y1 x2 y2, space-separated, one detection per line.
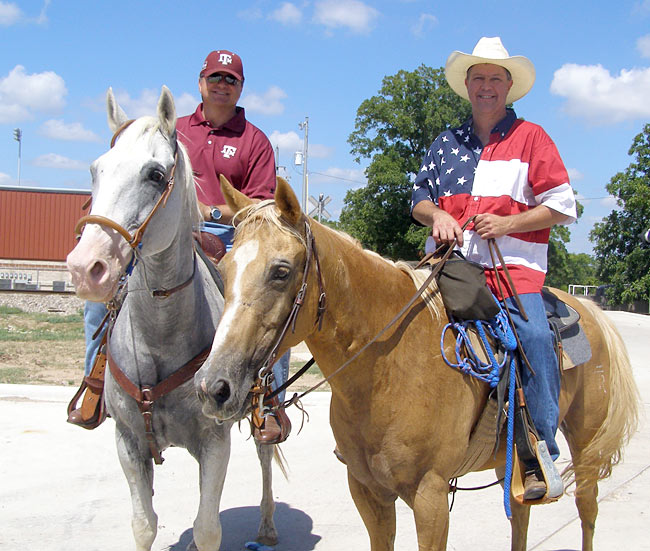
304 224 430 379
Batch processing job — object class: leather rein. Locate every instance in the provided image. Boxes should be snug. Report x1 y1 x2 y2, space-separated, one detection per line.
77 120 206 464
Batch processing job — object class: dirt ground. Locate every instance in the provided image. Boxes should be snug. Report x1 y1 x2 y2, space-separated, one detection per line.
0 292 326 391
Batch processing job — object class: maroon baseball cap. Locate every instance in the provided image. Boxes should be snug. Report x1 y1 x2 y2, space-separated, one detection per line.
200 50 244 81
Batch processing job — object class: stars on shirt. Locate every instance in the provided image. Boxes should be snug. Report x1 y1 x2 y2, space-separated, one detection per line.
460 154 470 162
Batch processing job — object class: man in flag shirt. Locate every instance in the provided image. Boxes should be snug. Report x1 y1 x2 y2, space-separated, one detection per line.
411 37 577 500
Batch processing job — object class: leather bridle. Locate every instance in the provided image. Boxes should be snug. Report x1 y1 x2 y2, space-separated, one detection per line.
250 220 326 425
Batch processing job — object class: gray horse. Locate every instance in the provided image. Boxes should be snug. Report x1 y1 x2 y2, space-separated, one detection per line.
67 86 279 551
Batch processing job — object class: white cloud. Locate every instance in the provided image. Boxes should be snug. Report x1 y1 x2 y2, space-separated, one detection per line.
412 13 437 37
0 65 67 123
633 0 650 15
313 0 379 33
269 2 302 25
241 86 287 116
550 63 650 124
40 119 101 142
112 89 198 119
0 1 21 25
32 153 88 171
269 130 302 156
637 34 650 58
268 130 334 161
0 172 12 184
567 168 583 181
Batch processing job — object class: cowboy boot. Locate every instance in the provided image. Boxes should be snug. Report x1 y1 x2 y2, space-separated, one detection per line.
254 406 292 445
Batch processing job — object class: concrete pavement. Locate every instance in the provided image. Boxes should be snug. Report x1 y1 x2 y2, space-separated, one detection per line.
0 311 648 550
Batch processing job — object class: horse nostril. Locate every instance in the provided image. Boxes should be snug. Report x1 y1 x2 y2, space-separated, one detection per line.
89 260 106 282
212 379 231 405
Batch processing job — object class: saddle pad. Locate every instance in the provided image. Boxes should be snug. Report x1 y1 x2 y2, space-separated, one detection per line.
542 288 592 369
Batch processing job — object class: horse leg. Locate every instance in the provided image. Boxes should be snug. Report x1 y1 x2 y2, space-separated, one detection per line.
411 470 451 551
115 429 157 551
191 431 232 551
496 465 531 551
347 471 397 551
254 441 279 545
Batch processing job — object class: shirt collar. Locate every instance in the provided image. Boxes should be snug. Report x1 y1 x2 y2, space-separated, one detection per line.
465 107 518 140
189 105 246 132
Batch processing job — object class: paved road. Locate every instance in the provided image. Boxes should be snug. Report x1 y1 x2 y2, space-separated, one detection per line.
1 311 648 550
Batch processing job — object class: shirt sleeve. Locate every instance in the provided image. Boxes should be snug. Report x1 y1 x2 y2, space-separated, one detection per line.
528 132 577 225
410 142 439 224
240 129 277 200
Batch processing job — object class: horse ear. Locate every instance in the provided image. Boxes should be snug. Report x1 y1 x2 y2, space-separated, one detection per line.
275 177 302 226
220 174 253 224
157 85 177 138
106 87 128 133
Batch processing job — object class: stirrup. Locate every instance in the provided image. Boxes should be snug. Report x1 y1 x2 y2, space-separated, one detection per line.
67 336 108 430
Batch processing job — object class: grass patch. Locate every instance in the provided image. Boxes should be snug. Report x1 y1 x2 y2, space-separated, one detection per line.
0 309 84 342
0 305 23 315
290 359 320 375
0 367 31 384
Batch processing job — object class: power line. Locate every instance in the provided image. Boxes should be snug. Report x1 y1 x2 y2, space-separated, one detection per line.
310 170 367 185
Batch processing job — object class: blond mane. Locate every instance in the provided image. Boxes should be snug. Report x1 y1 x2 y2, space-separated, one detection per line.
233 204 444 319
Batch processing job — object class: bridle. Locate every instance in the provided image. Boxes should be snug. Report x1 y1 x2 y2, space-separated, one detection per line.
250 219 326 425
74 119 180 287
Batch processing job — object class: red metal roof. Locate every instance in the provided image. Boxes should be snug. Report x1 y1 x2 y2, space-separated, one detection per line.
0 187 90 262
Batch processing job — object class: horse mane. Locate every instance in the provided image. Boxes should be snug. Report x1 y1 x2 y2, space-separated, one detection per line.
234 202 444 320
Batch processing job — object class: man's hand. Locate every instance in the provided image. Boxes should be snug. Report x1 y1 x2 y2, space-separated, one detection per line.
431 209 464 247
472 213 511 239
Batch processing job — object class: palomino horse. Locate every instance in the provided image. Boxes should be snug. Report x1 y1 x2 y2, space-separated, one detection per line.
195 178 640 551
67 87 279 551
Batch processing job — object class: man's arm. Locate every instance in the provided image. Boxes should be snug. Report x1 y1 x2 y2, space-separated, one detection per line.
472 206 571 239
197 199 261 226
412 200 465 247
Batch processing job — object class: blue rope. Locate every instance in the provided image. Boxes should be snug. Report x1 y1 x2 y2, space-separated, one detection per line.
503 356 516 519
439 296 518 518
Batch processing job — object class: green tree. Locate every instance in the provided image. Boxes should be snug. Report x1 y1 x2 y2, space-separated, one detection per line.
341 65 471 259
590 124 650 304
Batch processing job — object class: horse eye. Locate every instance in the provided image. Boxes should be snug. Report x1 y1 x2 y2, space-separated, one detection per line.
150 169 165 183
272 266 290 281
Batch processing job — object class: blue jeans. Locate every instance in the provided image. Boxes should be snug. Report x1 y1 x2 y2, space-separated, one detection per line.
504 292 560 462
84 301 108 376
82 222 290 391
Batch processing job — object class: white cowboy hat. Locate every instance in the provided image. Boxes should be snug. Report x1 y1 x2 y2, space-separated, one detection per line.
445 36 535 103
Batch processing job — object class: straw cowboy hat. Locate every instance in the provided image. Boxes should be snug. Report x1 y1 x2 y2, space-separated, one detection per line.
445 36 536 103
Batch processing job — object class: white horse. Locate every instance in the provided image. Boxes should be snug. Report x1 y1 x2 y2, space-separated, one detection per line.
67 86 279 551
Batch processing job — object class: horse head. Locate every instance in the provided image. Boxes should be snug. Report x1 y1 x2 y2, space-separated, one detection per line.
67 86 200 302
195 176 311 421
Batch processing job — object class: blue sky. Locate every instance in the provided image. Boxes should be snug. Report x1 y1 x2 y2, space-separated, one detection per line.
1 0 650 255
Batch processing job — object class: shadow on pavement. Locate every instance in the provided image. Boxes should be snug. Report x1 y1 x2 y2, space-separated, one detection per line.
169 502 322 551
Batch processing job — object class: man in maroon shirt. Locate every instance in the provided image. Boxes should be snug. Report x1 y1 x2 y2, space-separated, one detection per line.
177 50 290 444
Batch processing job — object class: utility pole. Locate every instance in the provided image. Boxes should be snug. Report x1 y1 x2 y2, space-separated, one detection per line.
299 117 309 213
13 128 22 186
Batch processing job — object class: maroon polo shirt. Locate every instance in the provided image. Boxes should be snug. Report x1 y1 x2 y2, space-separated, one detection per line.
176 105 276 206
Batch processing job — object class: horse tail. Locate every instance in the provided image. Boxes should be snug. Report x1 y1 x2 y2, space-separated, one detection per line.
273 444 289 480
563 299 640 486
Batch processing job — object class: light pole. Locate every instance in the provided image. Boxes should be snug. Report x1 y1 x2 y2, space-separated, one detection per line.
298 117 309 213
13 128 22 186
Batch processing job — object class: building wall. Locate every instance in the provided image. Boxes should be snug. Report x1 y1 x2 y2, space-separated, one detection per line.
0 186 90 262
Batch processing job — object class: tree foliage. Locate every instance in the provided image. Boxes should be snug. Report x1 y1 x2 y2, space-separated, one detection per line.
590 123 650 304
340 66 471 259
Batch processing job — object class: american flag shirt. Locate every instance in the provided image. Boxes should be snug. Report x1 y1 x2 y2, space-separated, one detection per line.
410 108 577 296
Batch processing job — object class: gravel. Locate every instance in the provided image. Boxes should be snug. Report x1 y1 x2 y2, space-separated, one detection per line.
0 292 85 316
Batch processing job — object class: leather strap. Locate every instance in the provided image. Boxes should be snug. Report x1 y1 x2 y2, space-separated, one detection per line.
107 344 211 464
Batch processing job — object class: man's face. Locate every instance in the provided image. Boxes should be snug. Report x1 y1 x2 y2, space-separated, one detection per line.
464 63 513 116
199 72 243 110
